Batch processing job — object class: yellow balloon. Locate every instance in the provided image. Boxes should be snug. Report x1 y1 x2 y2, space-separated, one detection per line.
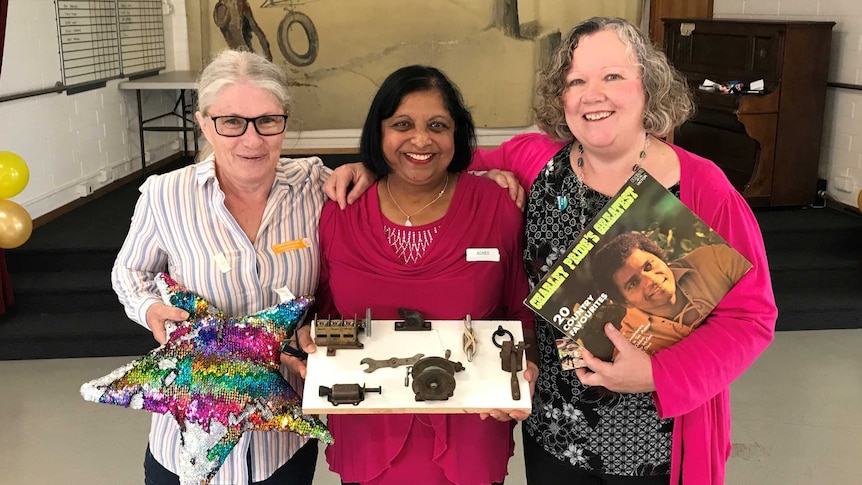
0 151 31 199
0 199 33 249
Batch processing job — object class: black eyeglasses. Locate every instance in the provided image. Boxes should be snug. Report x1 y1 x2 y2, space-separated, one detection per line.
209 115 289 137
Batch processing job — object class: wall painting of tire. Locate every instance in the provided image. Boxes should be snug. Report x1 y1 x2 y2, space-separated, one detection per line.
213 0 318 67
199 0 642 131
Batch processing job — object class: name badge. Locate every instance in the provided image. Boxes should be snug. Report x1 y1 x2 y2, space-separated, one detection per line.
213 252 231 273
274 286 296 303
272 238 311 254
466 248 500 262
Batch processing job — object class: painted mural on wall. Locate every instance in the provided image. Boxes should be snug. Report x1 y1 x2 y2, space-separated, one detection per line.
192 0 643 131
213 0 322 66
213 0 274 61
261 1 319 66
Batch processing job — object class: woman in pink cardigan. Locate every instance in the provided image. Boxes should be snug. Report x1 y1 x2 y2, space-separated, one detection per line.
327 17 777 485
469 18 776 485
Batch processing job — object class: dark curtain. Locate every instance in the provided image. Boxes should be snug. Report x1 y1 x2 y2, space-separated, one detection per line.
0 1 11 313
0 250 12 314
0 0 7 74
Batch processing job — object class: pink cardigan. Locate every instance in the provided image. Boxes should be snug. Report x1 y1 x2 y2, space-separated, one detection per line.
472 133 778 485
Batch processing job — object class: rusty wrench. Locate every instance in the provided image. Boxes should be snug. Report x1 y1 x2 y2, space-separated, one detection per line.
360 354 425 373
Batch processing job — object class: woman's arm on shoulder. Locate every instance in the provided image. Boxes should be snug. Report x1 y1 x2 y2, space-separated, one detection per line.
472 132 564 209
471 132 563 185
322 162 376 210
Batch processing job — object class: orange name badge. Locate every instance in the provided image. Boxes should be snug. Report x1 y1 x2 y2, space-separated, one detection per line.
272 238 311 254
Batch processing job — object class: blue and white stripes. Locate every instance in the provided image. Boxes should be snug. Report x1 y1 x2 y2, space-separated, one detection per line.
111 155 330 484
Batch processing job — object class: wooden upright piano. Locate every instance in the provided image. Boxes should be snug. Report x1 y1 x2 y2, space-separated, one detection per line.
662 18 835 207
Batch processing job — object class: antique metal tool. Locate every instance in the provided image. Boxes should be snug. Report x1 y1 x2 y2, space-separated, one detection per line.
499 340 526 400
405 350 465 401
318 383 382 406
394 307 432 331
360 353 425 373
493 325 525 400
462 314 477 362
312 308 372 356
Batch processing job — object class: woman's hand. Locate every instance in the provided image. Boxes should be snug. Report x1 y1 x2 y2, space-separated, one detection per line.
144 302 189 345
481 169 526 210
575 323 655 393
323 162 377 209
480 360 538 422
280 325 317 378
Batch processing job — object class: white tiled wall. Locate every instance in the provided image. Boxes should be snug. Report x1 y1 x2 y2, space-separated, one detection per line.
164 0 190 71
0 0 190 221
0 1 59 94
713 0 862 208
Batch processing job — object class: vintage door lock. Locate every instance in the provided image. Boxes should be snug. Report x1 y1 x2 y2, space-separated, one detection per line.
493 325 526 400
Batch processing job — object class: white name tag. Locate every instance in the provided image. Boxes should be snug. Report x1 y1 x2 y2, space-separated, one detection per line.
213 252 231 273
274 286 296 303
466 248 500 262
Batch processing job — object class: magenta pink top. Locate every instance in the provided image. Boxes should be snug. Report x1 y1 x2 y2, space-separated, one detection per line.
472 133 778 485
314 173 534 484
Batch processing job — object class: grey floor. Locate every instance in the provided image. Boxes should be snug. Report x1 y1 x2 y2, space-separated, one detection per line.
1 329 860 484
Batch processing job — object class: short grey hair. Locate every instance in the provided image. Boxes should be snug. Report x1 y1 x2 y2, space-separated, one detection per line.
196 50 291 160
534 17 694 142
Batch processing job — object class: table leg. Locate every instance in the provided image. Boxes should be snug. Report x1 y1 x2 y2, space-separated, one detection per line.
192 90 199 154
192 91 199 154
180 89 189 154
136 89 146 176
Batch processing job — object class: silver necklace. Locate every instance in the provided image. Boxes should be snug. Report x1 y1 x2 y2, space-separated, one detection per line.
386 175 450 227
571 134 649 228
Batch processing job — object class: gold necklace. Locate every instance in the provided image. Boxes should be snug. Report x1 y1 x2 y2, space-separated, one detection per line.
386 175 450 227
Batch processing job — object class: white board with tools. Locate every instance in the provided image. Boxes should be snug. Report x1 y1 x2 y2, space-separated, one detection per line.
301 319 532 415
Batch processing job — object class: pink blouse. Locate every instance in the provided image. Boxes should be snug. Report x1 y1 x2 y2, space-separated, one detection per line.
315 174 533 484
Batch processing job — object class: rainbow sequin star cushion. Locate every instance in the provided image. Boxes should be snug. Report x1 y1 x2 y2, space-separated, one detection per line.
81 273 332 485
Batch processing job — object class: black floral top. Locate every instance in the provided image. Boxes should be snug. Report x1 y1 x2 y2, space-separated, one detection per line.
522 143 679 476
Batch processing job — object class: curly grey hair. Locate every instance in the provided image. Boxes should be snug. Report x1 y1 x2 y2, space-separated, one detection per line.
534 17 694 142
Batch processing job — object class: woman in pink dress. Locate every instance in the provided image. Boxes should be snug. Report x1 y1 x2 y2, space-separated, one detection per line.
313 65 537 485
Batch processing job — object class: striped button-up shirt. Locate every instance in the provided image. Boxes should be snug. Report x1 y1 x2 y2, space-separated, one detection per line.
112 156 330 484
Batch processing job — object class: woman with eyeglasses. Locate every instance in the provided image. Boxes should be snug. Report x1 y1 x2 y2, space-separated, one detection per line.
112 49 327 485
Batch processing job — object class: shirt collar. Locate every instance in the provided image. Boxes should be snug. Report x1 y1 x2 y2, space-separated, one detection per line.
193 155 312 189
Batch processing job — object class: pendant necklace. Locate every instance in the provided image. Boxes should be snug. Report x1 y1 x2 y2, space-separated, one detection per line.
571 134 650 227
386 175 450 227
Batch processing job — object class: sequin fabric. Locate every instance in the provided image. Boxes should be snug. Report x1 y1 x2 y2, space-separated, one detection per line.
80 273 333 485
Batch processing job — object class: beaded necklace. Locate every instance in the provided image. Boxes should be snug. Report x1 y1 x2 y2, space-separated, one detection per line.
569 134 650 227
